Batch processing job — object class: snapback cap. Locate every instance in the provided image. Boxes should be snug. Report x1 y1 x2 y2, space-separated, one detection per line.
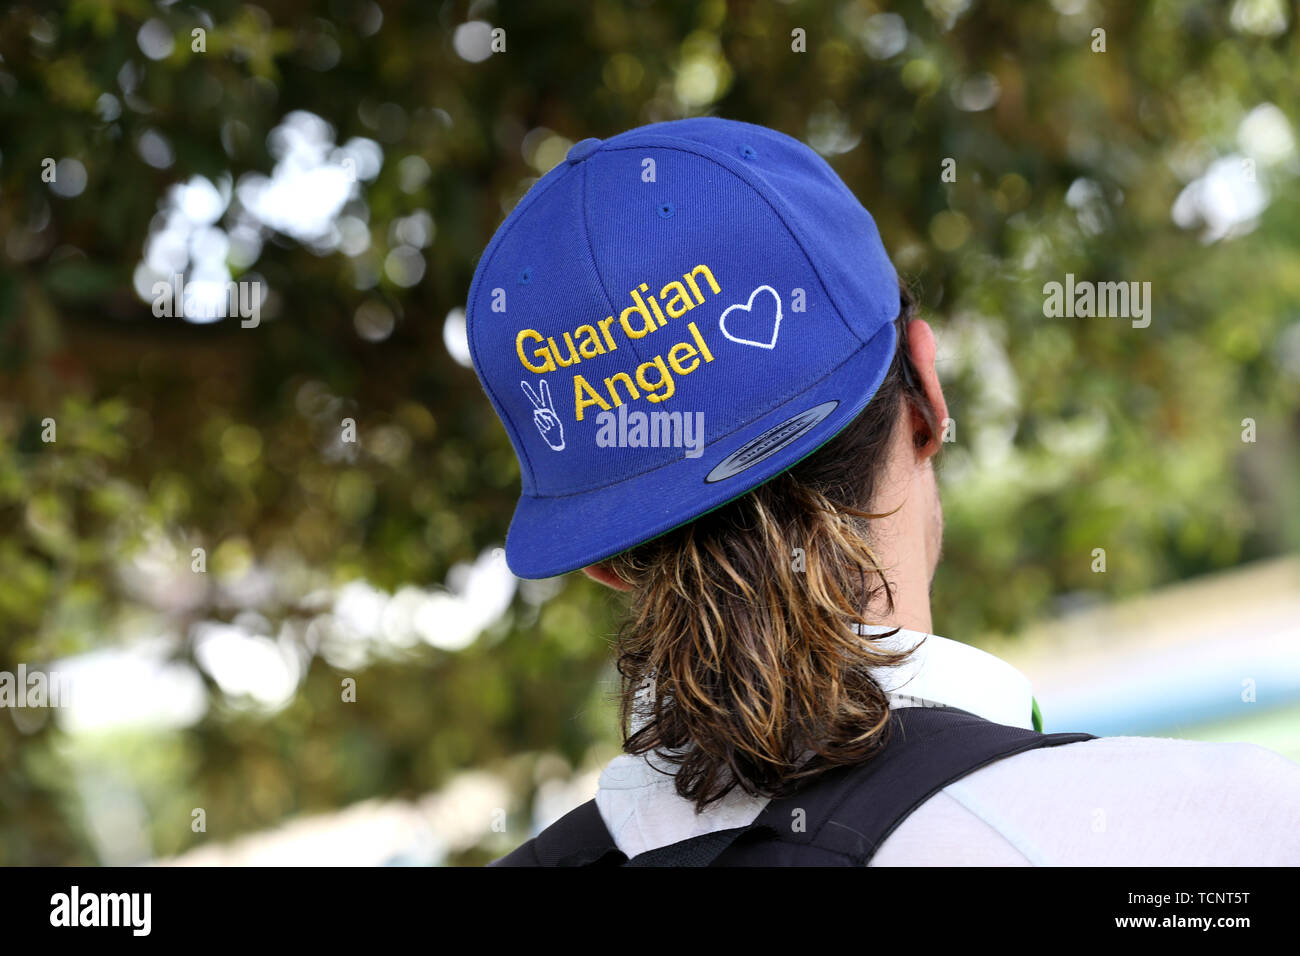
467 117 902 579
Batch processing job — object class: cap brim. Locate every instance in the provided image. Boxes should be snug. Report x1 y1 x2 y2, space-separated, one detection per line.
504 320 899 579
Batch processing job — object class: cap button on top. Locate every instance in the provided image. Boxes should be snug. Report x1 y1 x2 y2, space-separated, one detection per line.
566 137 603 164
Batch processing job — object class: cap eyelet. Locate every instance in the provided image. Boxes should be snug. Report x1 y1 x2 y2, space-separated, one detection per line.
657 202 674 219
519 267 533 285
739 145 757 160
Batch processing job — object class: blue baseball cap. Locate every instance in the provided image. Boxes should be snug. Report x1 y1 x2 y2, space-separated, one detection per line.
467 117 901 579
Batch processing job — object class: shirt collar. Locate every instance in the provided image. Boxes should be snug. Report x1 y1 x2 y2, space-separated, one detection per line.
858 626 1036 730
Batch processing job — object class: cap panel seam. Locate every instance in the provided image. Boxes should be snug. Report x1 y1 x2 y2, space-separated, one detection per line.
578 159 628 356
581 157 654 366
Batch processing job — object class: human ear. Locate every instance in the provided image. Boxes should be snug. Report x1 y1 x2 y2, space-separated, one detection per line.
905 318 948 458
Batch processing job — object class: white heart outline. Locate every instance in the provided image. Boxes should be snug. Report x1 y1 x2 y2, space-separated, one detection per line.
718 285 783 350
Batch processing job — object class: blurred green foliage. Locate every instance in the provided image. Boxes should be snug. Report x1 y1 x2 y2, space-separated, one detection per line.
1 0 1297 864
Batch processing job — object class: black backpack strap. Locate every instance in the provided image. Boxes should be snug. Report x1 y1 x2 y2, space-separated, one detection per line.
488 798 626 866
718 705 1095 865
623 825 752 866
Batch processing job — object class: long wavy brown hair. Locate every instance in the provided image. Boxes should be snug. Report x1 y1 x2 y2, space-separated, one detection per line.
605 284 940 812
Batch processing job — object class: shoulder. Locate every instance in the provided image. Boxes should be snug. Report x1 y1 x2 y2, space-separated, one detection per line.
995 735 1300 799
875 736 1300 866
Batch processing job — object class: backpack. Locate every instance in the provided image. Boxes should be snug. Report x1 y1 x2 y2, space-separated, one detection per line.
489 705 1095 866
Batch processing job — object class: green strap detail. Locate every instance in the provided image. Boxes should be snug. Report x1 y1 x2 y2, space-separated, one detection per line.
1031 697 1043 733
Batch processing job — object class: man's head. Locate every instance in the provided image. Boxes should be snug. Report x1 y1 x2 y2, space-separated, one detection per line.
467 117 948 808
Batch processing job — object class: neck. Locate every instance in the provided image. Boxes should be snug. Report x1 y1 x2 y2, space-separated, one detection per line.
862 467 939 635
867 549 934 634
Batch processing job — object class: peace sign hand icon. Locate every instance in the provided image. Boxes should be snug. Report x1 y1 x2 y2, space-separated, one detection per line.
520 379 565 451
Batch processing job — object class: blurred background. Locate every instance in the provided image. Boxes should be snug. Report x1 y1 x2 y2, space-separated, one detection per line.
1 0 1297 866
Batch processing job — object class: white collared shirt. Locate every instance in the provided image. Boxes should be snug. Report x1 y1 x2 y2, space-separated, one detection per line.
594 630 1300 865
